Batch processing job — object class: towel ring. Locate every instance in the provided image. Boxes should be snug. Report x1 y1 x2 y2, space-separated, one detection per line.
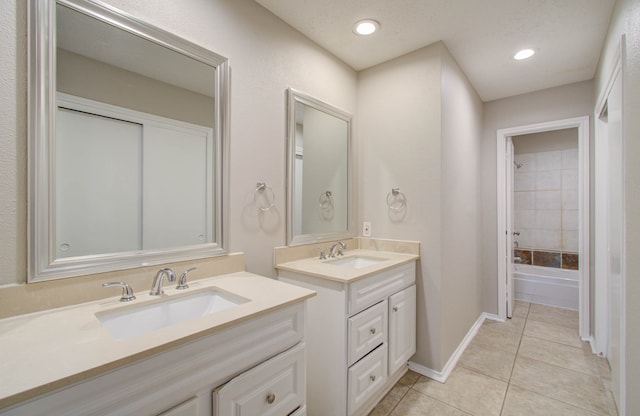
318 190 334 208
318 190 334 219
386 188 407 211
254 182 275 212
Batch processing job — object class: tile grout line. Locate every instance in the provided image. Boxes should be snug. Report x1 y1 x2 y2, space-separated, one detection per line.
498 301 530 415
407 384 474 416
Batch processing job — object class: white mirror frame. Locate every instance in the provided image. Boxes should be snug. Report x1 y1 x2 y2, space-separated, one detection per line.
286 88 354 245
27 0 230 281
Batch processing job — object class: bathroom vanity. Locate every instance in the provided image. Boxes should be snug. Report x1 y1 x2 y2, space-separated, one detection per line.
0 273 314 416
276 249 418 416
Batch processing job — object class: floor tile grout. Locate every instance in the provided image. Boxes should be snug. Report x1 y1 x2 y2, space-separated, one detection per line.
369 301 616 416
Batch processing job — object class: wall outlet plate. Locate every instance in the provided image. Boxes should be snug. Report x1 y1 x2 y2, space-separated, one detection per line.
362 221 371 237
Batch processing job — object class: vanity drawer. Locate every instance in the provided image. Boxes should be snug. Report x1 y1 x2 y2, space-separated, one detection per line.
213 342 306 416
348 262 415 315
347 300 387 366
347 343 388 416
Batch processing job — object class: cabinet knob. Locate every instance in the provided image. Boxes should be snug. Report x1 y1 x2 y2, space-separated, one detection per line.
393 306 398 312
370 374 376 382
267 392 276 404
370 328 376 335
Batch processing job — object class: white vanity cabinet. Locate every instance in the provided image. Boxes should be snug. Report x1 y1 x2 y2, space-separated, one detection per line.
1 303 307 416
278 261 416 416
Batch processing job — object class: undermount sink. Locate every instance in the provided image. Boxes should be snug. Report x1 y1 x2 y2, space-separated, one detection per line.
325 255 386 269
96 289 248 340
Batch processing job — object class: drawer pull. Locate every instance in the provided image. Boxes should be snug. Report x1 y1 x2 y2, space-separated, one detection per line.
370 375 376 382
393 306 398 312
267 392 276 404
370 328 376 335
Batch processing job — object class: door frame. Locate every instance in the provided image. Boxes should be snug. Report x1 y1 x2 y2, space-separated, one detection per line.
496 116 590 339
594 34 625 415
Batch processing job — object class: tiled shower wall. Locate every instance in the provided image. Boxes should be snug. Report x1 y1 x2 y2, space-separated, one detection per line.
513 148 579 258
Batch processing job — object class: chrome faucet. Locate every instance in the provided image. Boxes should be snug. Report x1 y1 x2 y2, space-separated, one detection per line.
176 267 197 290
102 282 136 302
150 268 176 296
328 241 346 258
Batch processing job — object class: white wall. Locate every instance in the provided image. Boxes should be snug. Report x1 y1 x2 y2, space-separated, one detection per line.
481 81 594 313
594 0 640 412
0 0 357 286
358 42 483 372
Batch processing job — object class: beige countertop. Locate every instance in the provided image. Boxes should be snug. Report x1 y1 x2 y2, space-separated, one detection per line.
0 272 315 409
275 249 419 282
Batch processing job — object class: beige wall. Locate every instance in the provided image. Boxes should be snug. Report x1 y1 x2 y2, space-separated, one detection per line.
512 128 578 153
440 46 484 363
58 49 214 127
481 80 594 314
0 0 357 288
357 42 483 372
594 0 640 412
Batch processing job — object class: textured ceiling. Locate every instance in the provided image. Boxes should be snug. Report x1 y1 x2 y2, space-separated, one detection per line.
255 0 616 101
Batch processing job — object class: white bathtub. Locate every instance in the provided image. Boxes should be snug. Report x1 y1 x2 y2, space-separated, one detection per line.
513 264 579 310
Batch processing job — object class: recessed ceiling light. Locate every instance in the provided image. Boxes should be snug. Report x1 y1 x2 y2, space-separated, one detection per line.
514 48 536 60
353 19 379 36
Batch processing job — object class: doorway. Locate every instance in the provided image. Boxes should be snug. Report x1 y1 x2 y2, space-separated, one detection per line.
496 116 590 338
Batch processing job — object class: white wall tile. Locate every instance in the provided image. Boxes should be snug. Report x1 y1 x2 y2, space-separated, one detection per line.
536 150 562 171
514 191 535 210
562 230 579 251
517 230 535 249
536 210 561 230
562 210 579 230
562 148 579 169
536 170 562 190
514 153 536 172
562 169 578 190
535 230 562 251
536 190 562 210
514 172 536 191
515 210 536 229
562 190 578 210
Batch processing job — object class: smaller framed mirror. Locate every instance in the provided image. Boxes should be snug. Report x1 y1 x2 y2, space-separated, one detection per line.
286 88 354 245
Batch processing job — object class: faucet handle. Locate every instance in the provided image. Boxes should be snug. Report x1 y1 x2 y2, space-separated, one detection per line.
102 282 136 302
314 248 327 260
176 267 197 290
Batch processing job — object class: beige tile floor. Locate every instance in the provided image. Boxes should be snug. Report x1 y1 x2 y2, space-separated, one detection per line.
369 301 618 416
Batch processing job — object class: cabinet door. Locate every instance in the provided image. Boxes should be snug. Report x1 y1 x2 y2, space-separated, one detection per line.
213 342 305 416
388 285 416 375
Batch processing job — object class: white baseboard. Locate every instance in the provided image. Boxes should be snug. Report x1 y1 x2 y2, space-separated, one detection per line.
408 312 494 383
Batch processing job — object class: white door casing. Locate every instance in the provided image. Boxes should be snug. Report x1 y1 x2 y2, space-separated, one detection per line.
505 137 515 319
496 116 589 335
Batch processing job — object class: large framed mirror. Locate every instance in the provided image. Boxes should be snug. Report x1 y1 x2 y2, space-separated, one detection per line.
28 0 229 281
286 88 354 245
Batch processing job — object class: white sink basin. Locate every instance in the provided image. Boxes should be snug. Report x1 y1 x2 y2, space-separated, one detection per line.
96 289 248 340
325 256 386 269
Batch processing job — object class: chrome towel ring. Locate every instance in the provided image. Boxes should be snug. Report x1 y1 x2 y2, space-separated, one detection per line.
254 182 275 212
386 188 407 211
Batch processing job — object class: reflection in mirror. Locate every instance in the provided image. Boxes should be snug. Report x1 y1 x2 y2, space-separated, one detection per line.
28 0 229 281
286 88 353 245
